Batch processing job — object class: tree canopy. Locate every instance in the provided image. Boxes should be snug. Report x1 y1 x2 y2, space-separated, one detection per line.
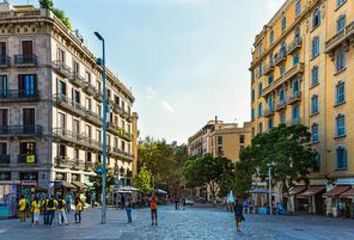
39 0 72 30
132 165 152 195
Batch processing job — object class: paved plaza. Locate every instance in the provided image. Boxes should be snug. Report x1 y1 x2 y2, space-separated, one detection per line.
0 206 353 240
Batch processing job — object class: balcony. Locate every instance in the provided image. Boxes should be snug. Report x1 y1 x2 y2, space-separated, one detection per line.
52 128 82 146
0 90 40 103
0 55 11 67
14 54 38 67
17 154 37 164
85 109 102 126
69 73 85 88
285 63 304 81
52 61 72 78
287 92 301 105
73 159 85 170
84 161 94 172
82 82 97 96
0 125 42 137
53 94 86 118
55 156 74 169
120 131 132 142
107 122 119 135
275 100 287 111
111 103 122 114
264 107 275 117
0 155 10 165
93 91 102 102
121 110 129 119
325 21 354 57
263 62 274 75
287 37 302 55
273 50 287 66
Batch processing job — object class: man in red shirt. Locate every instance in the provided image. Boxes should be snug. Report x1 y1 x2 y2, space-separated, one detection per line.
150 195 158 226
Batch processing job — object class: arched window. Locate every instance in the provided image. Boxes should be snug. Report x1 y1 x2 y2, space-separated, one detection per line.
311 36 320 58
281 16 287 32
294 26 301 40
336 145 347 170
311 123 319 142
335 81 345 105
336 114 345 137
311 66 319 86
311 95 318 114
337 15 346 32
312 8 321 28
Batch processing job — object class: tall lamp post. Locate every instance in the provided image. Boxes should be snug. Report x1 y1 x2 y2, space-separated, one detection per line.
267 163 273 215
94 31 107 224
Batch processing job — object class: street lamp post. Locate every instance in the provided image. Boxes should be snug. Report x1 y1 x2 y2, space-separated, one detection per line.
94 31 107 224
267 163 273 215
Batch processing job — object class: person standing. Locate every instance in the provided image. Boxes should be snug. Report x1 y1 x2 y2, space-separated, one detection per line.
57 196 68 225
234 200 245 232
65 193 72 213
150 195 158 226
18 195 27 222
74 197 83 223
42 195 49 225
182 198 186 210
121 194 126 210
174 197 179 210
31 197 41 225
126 198 133 223
46 195 57 226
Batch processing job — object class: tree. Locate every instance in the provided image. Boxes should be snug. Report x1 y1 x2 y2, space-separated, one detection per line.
88 166 115 203
132 165 152 195
183 155 233 202
240 124 316 194
39 0 54 9
38 0 72 30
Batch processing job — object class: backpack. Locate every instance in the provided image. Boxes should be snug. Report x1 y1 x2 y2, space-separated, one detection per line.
47 199 54 209
58 200 63 209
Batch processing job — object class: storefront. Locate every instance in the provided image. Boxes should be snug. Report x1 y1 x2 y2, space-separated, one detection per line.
0 182 18 218
296 186 325 215
339 188 354 218
324 185 350 217
286 185 306 214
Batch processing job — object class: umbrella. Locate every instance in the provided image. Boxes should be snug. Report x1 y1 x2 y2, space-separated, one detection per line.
227 190 235 203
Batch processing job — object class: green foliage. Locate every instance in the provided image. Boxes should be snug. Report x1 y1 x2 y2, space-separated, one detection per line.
183 155 233 201
38 0 72 30
88 166 116 203
132 165 152 194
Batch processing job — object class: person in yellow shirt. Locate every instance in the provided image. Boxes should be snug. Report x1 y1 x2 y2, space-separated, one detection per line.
46 195 58 226
31 197 41 225
74 197 83 223
57 195 68 225
18 195 27 222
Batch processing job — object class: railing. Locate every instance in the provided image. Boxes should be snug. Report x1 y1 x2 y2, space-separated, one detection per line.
285 63 304 80
17 154 37 164
287 37 302 54
326 21 354 53
14 54 38 65
55 156 73 168
275 100 287 111
273 50 287 65
85 161 94 171
73 159 85 169
52 61 72 78
53 94 86 117
0 89 40 101
82 81 97 95
0 125 42 136
264 107 275 117
0 155 10 164
287 92 301 104
0 55 11 67
53 128 81 142
69 73 85 87
263 62 274 75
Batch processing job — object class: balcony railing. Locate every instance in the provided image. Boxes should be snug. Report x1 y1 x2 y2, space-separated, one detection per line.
14 54 38 66
69 73 85 88
264 107 275 117
52 61 72 78
53 94 86 118
275 100 287 111
0 90 40 102
85 109 102 126
0 125 43 136
17 154 37 164
0 155 10 165
263 62 274 75
326 21 354 55
107 122 119 135
73 159 85 170
0 55 11 67
287 92 301 105
82 82 97 96
273 50 287 66
55 156 74 169
84 161 94 171
287 37 302 54
111 103 122 114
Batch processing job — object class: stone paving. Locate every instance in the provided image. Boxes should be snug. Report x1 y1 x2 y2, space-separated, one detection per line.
0 205 353 240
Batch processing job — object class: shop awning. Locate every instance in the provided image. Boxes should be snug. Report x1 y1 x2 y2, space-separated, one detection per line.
61 181 76 189
324 185 350 197
120 186 140 192
339 188 354 198
285 185 307 196
72 181 86 190
296 186 325 198
34 185 48 193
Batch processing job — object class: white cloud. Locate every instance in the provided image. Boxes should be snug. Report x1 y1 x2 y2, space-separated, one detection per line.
145 86 156 100
161 100 175 113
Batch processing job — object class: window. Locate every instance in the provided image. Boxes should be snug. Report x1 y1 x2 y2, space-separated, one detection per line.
281 16 287 33
58 144 66 157
269 30 274 44
258 103 263 117
86 152 92 162
258 64 263 76
251 89 255 102
336 146 347 170
19 142 35 155
292 80 299 95
96 129 101 143
58 112 66 129
0 142 7 156
251 108 255 120
217 146 223 156
0 75 8 97
0 42 6 57
58 80 66 96
314 153 320 172
280 111 286 124
240 135 245 144
258 122 263 134
335 48 346 72
337 15 346 32
217 136 223 145
0 109 7 128
312 8 321 29
86 97 92 111
96 154 101 163
57 48 65 63
311 95 318 114
292 105 300 123
18 74 37 96
294 27 301 40
72 61 79 75
23 108 35 128
267 95 274 110
74 149 79 159
280 64 286 77
335 81 345 105
337 0 346 8
96 80 101 93
293 52 300 66
85 71 91 83
21 40 33 56
311 123 319 142
312 37 320 58
336 114 345 137
258 83 263 96
72 90 80 104
279 89 285 104
311 66 319 86
295 0 301 17
252 128 255 137
268 73 274 85
268 117 273 129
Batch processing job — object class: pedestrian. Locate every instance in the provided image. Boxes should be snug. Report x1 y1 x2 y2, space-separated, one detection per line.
234 200 245 232
182 198 186 210
243 199 249 214
18 195 27 222
65 192 72 213
74 197 83 223
31 196 41 225
46 195 57 226
249 199 254 214
126 198 133 223
42 195 49 225
57 195 69 225
175 197 179 210
150 194 158 226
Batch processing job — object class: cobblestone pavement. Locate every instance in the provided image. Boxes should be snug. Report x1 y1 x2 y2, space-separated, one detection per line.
0 205 353 240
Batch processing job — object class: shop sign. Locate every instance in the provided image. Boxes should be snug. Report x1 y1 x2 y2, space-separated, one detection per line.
20 180 37 186
26 155 36 164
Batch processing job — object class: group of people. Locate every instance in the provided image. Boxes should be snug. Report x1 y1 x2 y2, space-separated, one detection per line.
18 193 84 226
174 197 186 210
123 194 159 226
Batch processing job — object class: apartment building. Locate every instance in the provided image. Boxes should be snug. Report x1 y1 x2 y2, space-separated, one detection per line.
0 3 138 198
250 0 353 216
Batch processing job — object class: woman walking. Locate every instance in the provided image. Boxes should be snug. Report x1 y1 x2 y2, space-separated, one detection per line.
31 197 41 225
234 200 245 232
74 197 83 223
126 198 133 223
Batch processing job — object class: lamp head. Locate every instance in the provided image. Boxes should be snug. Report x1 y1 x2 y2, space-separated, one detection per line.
94 31 104 41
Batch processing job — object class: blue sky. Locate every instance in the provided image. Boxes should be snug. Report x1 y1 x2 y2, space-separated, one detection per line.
12 0 285 143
